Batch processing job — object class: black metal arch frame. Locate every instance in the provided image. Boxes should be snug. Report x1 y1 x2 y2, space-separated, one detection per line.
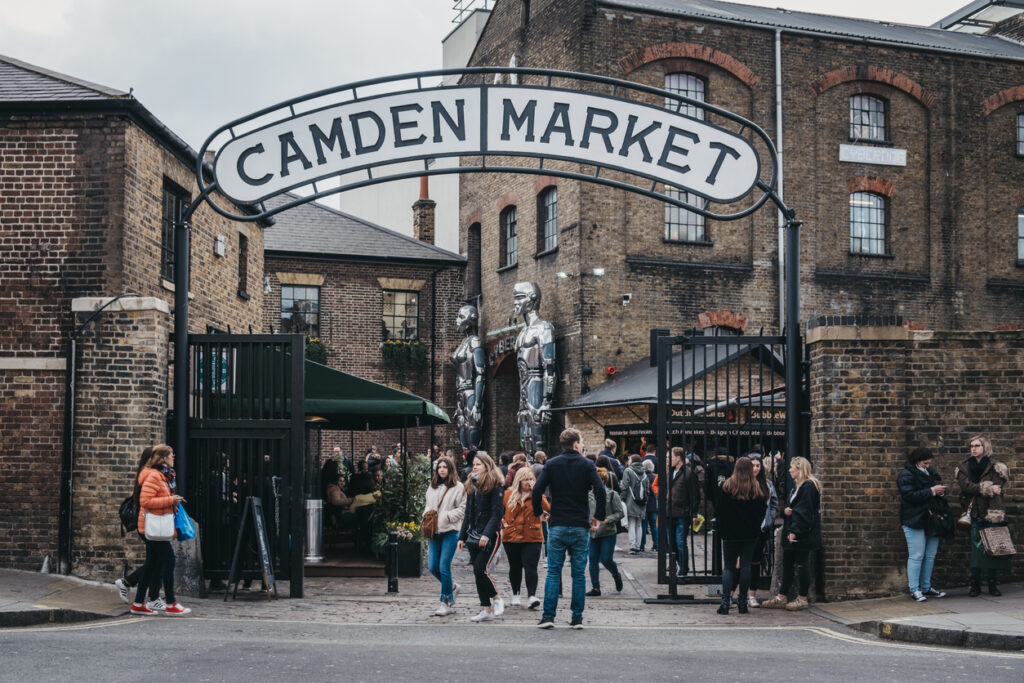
171 68 801 541
189 66 785 224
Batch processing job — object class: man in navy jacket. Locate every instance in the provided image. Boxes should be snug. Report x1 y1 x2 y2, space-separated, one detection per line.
533 428 605 629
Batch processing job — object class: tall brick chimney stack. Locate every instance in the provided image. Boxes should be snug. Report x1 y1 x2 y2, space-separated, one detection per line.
412 176 436 245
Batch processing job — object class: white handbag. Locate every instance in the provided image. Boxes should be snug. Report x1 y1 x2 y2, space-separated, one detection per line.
144 511 175 541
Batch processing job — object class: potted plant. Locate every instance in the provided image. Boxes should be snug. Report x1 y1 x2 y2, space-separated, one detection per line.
305 336 328 364
370 455 431 575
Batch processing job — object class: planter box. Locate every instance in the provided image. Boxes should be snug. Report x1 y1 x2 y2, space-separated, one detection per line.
397 541 422 577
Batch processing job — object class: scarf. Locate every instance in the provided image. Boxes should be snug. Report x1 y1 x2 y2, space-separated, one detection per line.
967 456 988 484
159 464 177 494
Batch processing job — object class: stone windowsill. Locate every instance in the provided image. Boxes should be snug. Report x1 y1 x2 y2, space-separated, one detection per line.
161 279 194 299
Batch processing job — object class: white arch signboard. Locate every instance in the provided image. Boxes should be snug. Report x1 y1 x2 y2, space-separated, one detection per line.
195 67 780 222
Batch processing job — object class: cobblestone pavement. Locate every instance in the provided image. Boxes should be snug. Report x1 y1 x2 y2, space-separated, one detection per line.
208 546 830 628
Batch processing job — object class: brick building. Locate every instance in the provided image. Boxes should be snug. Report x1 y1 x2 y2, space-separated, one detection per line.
458 0 1024 452
0 55 267 575
261 188 465 459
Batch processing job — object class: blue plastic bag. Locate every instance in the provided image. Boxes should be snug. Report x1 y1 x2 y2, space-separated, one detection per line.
175 503 196 541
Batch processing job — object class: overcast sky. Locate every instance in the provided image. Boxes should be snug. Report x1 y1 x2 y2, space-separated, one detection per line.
0 0 977 245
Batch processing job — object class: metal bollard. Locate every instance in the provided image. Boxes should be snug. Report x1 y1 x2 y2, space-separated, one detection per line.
386 530 399 593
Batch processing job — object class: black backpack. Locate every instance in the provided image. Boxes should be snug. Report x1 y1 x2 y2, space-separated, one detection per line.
119 495 138 535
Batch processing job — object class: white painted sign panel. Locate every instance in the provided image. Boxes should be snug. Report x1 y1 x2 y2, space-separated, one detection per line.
838 144 907 167
214 86 762 206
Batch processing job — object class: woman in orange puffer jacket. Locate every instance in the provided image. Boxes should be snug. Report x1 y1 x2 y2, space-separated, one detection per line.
130 444 191 616
502 466 549 610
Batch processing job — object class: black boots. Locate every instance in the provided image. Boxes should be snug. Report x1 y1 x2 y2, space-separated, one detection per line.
612 568 624 592
717 597 729 615
737 593 749 614
969 579 981 597
989 580 1002 597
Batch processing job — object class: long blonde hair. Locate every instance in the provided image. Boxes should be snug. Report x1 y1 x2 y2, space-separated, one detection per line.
790 456 822 493
505 466 536 510
464 451 503 495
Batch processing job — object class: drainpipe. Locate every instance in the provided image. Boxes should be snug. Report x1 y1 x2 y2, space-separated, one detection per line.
58 292 138 575
775 29 786 334
429 265 444 451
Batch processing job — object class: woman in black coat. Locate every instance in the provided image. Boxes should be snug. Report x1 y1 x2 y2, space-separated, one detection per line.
762 456 822 611
458 452 506 622
714 456 768 615
898 447 948 602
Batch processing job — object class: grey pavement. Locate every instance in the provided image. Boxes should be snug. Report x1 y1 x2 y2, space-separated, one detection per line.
3 548 1023 651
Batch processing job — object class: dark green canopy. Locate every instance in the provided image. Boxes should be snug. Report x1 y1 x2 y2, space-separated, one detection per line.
304 359 450 430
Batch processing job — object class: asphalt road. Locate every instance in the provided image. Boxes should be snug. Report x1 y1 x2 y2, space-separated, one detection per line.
2 617 1021 682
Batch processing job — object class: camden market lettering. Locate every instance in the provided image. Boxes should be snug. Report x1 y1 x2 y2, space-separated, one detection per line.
213 86 761 205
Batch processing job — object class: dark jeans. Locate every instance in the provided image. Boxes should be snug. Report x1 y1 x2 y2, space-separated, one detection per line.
467 533 501 607
721 538 757 602
503 541 542 596
780 546 811 597
669 518 689 575
588 534 618 589
134 537 175 605
641 510 658 550
543 526 590 622
749 529 770 592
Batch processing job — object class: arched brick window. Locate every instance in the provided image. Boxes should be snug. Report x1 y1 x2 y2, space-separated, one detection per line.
850 95 887 143
500 206 518 268
537 186 557 253
850 192 887 255
664 73 708 243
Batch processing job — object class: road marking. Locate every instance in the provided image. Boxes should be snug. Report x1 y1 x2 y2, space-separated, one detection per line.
7 616 1023 659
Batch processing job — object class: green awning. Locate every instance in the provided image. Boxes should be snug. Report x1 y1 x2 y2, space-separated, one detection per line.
304 359 450 430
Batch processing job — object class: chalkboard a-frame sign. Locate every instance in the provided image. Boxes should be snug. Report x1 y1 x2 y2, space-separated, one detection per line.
226 496 277 601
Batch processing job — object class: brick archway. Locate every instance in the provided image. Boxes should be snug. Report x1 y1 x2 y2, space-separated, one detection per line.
618 42 760 88
810 66 934 109
982 86 1024 116
697 310 748 333
847 176 895 197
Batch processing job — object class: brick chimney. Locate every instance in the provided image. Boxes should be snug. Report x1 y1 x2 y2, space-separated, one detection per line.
412 176 436 245
987 13 1024 43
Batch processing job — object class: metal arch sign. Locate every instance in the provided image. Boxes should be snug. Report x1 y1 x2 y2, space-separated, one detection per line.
195 68 779 222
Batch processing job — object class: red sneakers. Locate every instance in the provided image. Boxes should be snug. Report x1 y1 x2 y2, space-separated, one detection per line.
130 602 156 616
163 602 192 616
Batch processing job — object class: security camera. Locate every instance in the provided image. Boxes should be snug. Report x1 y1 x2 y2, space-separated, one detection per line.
622 293 632 306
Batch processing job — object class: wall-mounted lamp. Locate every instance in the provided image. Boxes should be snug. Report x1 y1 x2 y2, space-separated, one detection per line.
556 271 573 279
214 234 226 258
263 276 272 293
592 267 606 276
622 293 632 306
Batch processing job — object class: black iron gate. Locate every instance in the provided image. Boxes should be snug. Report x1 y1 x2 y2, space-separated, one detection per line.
181 334 306 598
654 332 802 593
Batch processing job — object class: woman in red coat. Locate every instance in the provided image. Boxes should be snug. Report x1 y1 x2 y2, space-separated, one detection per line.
130 444 191 616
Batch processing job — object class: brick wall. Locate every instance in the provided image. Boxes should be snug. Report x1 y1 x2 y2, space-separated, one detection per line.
263 256 464 457
461 0 1024 454
808 325 1024 599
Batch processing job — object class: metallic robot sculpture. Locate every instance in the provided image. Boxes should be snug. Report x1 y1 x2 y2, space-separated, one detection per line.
512 282 556 455
452 304 485 452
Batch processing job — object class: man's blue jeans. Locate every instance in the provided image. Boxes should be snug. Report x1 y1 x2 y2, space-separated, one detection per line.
641 511 658 550
902 525 939 592
427 529 460 604
543 526 590 621
669 518 688 575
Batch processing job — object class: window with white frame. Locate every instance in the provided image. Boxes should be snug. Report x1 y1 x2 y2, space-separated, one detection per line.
850 95 887 142
1017 207 1024 262
664 73 707 242
501 206 518 267
1017 114 1024 156
538 187 557 253
849 192 887 256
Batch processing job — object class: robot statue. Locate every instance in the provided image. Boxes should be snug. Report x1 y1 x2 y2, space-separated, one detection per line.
452 304 486 453
512 282 556 455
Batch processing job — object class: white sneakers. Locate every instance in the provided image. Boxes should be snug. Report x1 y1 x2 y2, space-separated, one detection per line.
510 594 521 607
747 595 760 608
527 595 541 610
146 597 167 612
470 610 494 622
491 597 505 616
434 603 453 616
114 578 130 604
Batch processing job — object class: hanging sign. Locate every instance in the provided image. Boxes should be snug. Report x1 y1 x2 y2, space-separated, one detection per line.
212 85 761 206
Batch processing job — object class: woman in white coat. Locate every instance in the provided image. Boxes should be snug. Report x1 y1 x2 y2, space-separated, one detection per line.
424 456 466 616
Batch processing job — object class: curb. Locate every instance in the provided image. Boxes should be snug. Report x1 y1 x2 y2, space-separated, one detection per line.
0 609 116 629
855 619 1024 652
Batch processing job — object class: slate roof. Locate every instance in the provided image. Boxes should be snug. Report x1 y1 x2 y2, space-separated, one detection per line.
263 193 465 264
0 53 128 102
561 340 784 410
603 0 1024 61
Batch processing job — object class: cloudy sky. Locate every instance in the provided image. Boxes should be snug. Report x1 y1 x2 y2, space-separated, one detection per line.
0 0 977 246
